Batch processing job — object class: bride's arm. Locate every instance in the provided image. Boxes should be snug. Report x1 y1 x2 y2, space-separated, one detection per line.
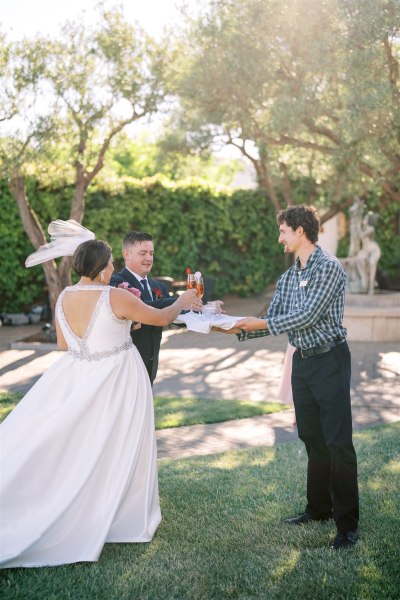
110 288 201 326
55 317 68 350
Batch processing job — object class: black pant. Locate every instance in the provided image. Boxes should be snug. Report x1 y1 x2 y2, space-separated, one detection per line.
145 357 155 387
292 341 359 532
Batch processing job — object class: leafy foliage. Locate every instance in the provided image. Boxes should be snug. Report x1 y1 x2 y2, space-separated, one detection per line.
2 175 398 312
108 132 242 184
85 177 285 297
171 0 400 209
0 182 45 312
0 177 285 310
0 5 169 315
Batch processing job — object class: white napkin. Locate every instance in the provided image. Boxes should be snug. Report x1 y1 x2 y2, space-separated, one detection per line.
175 312 242 334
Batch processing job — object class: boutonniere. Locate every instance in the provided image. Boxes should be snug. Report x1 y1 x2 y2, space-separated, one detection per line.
152 287 163 299
118 282 142 298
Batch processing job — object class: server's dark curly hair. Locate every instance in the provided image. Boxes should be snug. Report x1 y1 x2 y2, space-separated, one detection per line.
277 205 320 244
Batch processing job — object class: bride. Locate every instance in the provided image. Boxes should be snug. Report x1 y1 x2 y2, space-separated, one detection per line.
0 223 201 568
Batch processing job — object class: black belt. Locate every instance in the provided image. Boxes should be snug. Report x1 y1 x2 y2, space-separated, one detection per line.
296 338 345 359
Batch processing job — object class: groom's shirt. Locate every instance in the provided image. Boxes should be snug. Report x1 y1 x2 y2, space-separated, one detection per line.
125 268 153 299
237 246 347 350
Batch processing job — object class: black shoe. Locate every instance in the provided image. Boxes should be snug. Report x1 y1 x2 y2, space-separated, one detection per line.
329 529 359 550
283 512 313 525
284 512 332 525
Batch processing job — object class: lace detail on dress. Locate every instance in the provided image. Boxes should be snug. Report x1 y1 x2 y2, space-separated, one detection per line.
66 284 108 291
104 293 127 324
56 289 67 327
68 340 133 362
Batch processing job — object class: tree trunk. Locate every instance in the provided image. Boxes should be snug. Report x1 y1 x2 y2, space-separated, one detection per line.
70 163 87 223
229 137 282 212
254 159 282 213
279 161 294 206
10 173 64 320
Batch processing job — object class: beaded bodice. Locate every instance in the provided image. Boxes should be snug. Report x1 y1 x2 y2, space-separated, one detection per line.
56 285 133 361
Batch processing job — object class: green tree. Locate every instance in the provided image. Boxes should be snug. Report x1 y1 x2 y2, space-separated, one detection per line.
107 130 242 185
0 5 166 315
170 0 400 217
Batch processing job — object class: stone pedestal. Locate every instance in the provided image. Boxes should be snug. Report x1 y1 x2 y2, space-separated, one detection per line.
344 292 400 342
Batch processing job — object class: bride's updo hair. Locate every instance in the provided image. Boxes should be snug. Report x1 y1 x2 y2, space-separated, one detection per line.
72 240 112 280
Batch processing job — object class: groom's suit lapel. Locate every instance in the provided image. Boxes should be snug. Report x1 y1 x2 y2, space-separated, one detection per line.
147 277 157 300
121 268 155 300
121 267 142 291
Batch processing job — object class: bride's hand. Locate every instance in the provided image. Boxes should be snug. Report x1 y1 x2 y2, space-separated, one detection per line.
178 289 203 311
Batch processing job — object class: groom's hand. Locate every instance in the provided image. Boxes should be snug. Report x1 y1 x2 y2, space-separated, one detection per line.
236 317 268 331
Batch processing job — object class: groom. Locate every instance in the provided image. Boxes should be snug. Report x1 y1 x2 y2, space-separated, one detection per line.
110 231 176 385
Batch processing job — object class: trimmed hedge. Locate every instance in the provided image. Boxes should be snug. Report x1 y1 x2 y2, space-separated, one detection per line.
0 177 284 312
1 177 398 312
0 180 46 313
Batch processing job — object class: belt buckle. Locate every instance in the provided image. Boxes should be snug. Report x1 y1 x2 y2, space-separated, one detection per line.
300 348 310 358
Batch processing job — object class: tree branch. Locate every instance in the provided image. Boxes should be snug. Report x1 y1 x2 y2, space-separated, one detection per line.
278 160 294 205
383 34 400 90
10 172 47 249
226 133 281 211
358 160 400 203
304 118 342 146
319 197 355 225
262 134 335 154
87 108 147 182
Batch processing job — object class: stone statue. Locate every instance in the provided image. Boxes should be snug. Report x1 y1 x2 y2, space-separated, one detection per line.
356 211 381 294
348 197 364 257
340 200 381 294
340 256 362 293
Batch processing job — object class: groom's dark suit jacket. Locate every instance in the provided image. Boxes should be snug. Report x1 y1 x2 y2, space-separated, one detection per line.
110 267 176 384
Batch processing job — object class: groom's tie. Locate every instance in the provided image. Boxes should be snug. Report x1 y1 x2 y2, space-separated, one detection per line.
140 279 153 302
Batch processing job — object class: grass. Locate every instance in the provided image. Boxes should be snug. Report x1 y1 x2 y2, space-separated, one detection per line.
0 422 399 599
0 392 288 430
0 392 22 422
153 396 288 429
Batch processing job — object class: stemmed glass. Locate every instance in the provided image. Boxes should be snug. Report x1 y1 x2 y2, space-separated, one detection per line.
187 273 196 314
196 276 204 317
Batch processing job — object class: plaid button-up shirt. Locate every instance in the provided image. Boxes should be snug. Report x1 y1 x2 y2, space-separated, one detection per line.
238 246 347 350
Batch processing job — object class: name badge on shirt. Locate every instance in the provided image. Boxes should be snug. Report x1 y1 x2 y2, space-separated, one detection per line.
299 280 308 287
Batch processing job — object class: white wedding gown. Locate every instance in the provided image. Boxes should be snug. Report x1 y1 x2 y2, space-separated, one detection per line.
0 285 161 568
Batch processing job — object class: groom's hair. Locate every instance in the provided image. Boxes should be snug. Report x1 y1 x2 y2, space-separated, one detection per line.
277 205 320 244
122 231 153 252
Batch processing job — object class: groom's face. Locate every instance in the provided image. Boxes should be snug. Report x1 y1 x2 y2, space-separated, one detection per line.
124 241 154 278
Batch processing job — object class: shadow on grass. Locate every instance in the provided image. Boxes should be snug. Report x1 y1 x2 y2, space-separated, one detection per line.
1 423 399 600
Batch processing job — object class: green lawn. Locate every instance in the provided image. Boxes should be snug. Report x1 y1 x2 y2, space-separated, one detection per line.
0 422 399 599
0 392 288 429
153 395 288 429
0 392 22 422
